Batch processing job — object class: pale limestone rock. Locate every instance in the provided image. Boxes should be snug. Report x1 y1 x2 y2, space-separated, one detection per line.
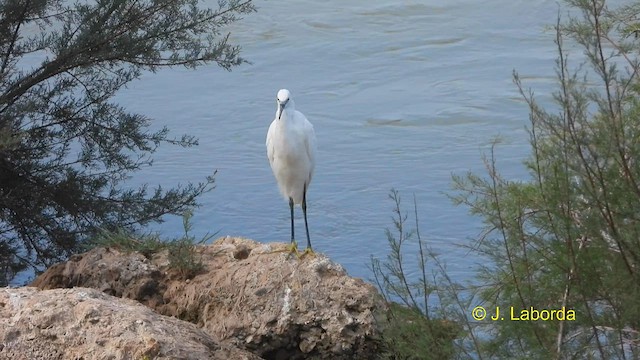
0 287 261 360
32 237 383 359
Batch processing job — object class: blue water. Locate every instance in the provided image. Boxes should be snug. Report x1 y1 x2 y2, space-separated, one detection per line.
112 0 564 283
12 0 567 285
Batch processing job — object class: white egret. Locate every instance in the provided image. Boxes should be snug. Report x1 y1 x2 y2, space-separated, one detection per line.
266 89 317 254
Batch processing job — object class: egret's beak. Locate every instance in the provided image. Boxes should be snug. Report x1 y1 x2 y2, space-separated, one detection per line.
277 99 288 120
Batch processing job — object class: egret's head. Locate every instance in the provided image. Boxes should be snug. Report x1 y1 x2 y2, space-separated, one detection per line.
277 89 292 120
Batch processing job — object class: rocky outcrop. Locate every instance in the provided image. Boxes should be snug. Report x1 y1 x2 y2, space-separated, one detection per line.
32 237 383 359
0 287 261 360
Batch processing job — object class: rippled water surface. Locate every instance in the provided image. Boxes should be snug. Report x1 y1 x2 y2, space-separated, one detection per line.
115 0 562 281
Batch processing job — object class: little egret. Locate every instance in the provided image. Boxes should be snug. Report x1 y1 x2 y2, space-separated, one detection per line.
266 89 317 254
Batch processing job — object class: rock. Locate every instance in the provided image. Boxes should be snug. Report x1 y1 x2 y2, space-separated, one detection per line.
0 287 262 360
32 237 383 359
32 247 166 309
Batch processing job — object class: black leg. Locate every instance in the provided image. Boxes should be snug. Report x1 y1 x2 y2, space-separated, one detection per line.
302 183 312 250
289 197 295 243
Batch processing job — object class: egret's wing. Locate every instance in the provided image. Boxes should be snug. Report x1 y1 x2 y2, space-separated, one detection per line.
303 115 317 181
266 120 277 166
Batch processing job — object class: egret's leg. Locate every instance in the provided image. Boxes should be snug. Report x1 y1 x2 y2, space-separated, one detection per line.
302 183 313 254
288 197 298 254
289 197 296 244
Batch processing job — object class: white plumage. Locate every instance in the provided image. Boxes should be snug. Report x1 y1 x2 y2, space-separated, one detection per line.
266 89 317 251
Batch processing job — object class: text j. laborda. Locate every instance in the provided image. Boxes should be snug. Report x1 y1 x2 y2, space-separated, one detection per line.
471 306 576 321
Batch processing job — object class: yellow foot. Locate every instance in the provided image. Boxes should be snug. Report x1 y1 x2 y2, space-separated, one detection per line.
298 247 315 259
285 241 299 259
269 242 312 259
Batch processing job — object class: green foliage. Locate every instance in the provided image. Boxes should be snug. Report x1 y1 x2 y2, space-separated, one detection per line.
165 209 216 278
0 0 255 285
374 0 640 358
450 0 640 357
90 210 216 278
89 228 165 259
371 190 464 360
376 302 460 360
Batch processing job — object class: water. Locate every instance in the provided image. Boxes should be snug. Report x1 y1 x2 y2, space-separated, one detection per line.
87 1 564 283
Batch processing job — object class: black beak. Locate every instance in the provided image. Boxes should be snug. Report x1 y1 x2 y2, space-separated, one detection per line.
278 100 288 120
